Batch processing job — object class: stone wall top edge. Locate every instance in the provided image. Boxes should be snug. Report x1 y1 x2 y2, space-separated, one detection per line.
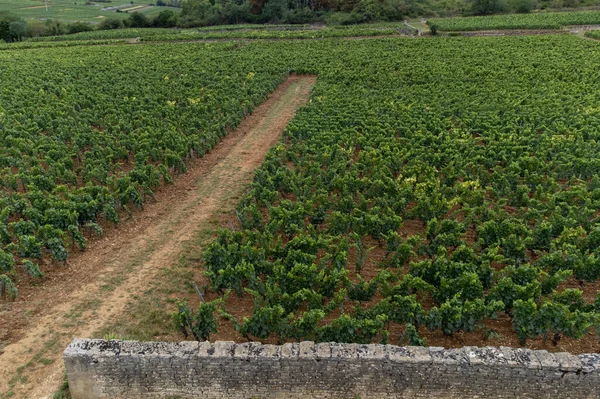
63 338 600 373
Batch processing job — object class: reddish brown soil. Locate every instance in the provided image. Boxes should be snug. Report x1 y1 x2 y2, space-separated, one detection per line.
183 215 600 355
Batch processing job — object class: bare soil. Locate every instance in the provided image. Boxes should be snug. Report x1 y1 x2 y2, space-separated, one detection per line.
0 75 316 399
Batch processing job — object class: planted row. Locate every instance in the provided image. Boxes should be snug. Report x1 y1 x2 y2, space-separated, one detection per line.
0 41 294 296
194 36 600 347
430 11 600 31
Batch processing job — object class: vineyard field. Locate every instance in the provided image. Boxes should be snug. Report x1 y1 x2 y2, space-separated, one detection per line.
430 10 600 31
3 34 600 352
24 26 302 43
0 0 176 23
193 35 600 350
18 24 404 43
0 41 294 298
586 29 600 39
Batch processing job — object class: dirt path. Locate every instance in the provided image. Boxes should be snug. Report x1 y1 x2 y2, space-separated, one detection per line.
0 75 316 399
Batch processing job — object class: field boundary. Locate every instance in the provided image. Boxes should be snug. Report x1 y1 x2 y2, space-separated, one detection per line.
64 338 600 399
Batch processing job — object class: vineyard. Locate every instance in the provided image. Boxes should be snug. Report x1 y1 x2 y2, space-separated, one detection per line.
0 42 294 298
430 10 600 31
19 24 404 43
3 33 600 353
586 29 600 39
0 0 173 22
182 35 600 349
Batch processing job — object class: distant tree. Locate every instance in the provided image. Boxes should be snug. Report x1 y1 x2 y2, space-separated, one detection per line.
262 0 289 21
223 1 252 24
8 21 27 41
153 9 178 27
68 21 94 34
44 19 67 36
180 0 212 22
249 0 268 13
129 11 150 27
515 0 532 12
97 17 123 30
337 0 360 11
26 20 48 38
470 0 503 15
0 12 20 42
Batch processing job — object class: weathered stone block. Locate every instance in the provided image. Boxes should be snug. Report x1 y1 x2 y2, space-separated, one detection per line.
330 343 358 359
316 343 332 360
386 345 431 364
281 343 299 359
299 341 316 359
212 341 235 358
533 350 559 370
357 344 385 360
430 347 467 365
554 352 582 372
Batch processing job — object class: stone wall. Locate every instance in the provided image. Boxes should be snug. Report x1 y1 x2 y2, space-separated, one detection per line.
63 339 600 399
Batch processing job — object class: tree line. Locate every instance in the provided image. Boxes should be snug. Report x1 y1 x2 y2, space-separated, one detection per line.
1 0 600 41
0 9 179 43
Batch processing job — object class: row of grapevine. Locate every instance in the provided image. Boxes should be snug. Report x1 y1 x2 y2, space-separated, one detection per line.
586 30 600 39
17 25 402 44
0 41 296 297
194 35 600 347
430 11 600 31
25 25 312 43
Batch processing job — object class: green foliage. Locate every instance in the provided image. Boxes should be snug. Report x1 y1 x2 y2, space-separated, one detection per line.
512 298 598 345
431 10 600 31
0 249 15 275
471 0 505 15
0 274 17 299
22 260 44 279
426 296 503 336
129 12 151 28
8 21 26 41
347 274 379 301
98 18 125 31
0 11 20 42
0 40 314 295
240 304 288 340
437 271 484 303
288 309 325 341
512 0 533 13
318 314 388 344
399 323 426 346
367 294 424 325
487 265 543 312
512 298 538 345
173 299 221 341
